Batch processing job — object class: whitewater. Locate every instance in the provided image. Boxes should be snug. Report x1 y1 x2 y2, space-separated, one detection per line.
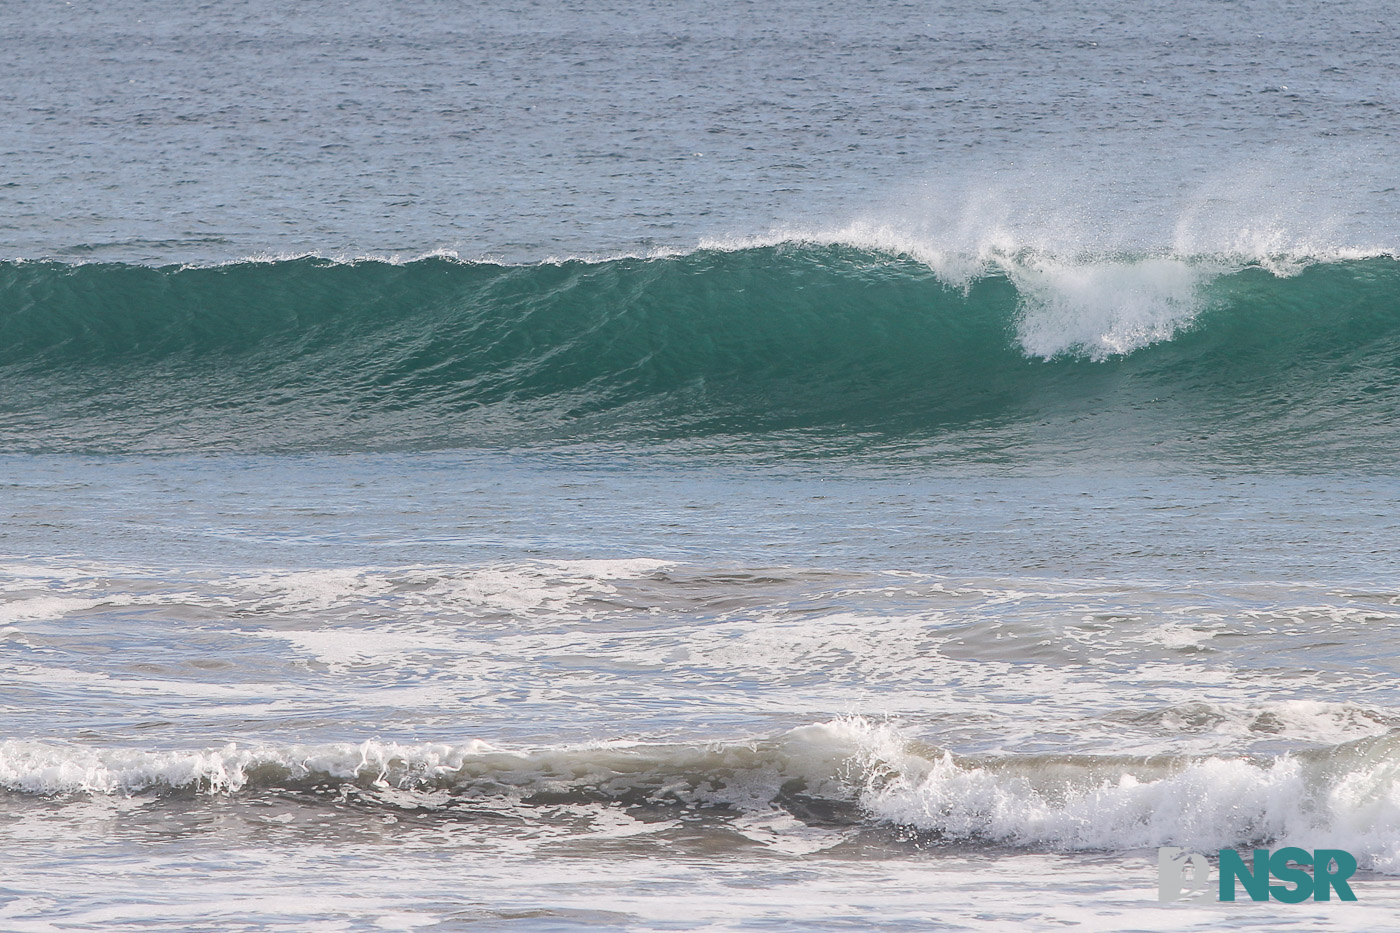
5 0 1400 930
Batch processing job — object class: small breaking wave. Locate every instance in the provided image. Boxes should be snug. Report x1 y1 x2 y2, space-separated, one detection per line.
5 719 1400 870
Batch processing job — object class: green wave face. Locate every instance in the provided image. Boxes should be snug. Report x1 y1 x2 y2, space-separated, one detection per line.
3 246 1400 463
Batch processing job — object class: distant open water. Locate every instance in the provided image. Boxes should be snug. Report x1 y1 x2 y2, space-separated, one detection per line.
4 1 1400 931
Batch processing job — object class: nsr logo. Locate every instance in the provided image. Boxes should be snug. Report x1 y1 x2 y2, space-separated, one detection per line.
1158 847 1358 903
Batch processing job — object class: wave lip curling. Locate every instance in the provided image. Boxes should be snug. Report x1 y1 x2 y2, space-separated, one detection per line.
3 246 1399 458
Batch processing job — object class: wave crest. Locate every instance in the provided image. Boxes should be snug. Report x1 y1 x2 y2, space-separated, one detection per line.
3 248 1400 457
7 720 1400 870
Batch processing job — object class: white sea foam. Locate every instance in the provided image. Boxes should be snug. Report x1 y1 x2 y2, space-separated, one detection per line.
699 219 1400 359
0 738 492 796
86 208 1398 365
1008 256 1211 359
0 724 860 807
875 745 1400 866
5 719 1400 871
686 146 1400 360
0 596 106 624
695 224 1213 358
1123 700 1398 746
0 558 674 625
846 720 1400 871
239 559 673 616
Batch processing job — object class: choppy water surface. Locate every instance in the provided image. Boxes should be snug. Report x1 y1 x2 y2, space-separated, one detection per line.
5 457 1400 929
4 0 1400 930
4 0 1399 264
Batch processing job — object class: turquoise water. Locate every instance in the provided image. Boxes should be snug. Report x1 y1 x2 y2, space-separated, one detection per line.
4 1 1400 930
6 251 1400 465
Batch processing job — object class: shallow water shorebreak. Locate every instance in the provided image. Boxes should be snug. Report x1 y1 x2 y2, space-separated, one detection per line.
5 456 1400 928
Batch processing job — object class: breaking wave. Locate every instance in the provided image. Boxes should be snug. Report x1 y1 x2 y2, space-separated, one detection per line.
3 244 1400 459
6 719 1400 870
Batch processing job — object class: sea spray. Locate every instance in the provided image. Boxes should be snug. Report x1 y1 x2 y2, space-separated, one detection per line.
6 720 1400 871
4 247 1400 458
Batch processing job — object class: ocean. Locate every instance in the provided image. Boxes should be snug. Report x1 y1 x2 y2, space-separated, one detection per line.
3 1 1400 930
